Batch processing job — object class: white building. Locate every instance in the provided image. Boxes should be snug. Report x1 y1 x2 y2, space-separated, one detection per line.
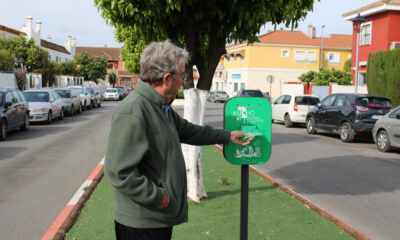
19 16 76 62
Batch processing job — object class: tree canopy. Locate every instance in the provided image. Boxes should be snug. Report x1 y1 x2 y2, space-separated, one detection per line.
298 68 352 86
95 0 317 90
75 53 108 83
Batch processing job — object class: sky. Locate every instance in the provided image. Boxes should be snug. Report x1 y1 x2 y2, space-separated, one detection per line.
0 0 377 48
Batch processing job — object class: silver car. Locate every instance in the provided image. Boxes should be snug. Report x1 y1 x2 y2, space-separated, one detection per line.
23 89 64 124
208 91 229 103
55 88 82 116
372 106 400 152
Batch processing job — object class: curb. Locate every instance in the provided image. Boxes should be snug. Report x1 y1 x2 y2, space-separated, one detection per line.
41 158 105 240
213 144 371 240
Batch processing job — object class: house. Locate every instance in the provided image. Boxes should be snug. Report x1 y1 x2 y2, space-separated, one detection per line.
19 16 76 63
0 24 27 38
75 46 138 88
343 0 400 86
212 26 352 99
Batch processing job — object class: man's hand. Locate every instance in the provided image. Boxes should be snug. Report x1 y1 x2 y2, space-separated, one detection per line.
156 190 169 209
230 131 254 146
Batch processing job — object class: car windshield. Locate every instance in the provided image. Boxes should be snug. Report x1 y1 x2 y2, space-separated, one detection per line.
356 97 392 108
295 96 320 105
106 89 117 93
55 90 70 98
242 90 263 97
23 92 49 102
0 92 3 106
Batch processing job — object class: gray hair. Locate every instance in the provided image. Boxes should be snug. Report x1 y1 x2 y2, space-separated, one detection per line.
140 40 189 84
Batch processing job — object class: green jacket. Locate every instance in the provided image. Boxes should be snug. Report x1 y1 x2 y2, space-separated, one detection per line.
105 80 230 228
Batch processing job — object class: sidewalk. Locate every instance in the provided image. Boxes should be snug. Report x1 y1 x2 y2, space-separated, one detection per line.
61 146 360 240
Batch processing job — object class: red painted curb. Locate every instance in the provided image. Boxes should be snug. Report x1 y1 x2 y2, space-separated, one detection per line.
213 144 371 240
41 159 105 240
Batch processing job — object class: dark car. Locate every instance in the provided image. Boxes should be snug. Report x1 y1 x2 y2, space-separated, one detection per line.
306 93 393 142
0 88 30 140
236 89 264 98
87 87 101 108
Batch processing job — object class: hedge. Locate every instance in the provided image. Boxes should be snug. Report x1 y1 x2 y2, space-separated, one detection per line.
367 49 400 107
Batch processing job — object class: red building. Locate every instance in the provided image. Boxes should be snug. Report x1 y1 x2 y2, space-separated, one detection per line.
343 0 400 86
76 46 138 88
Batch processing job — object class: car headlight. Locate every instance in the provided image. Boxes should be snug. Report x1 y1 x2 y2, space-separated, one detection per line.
33 108 48 113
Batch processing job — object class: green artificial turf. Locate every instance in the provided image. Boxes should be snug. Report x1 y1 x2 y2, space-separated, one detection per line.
66 146 354 240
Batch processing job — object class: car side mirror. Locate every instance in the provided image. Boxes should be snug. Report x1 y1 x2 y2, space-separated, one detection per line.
5 101 13 108
396 113 400 119
317 103 322 108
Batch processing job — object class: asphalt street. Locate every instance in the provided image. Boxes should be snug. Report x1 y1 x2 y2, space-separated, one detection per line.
0 101 117 240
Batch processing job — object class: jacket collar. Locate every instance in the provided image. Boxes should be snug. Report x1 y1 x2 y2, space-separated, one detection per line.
136 80 165 107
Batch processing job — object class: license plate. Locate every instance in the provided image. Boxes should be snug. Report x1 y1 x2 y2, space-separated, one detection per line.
371 115 382 120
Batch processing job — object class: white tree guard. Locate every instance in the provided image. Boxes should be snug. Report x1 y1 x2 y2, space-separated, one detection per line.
181 88 209 203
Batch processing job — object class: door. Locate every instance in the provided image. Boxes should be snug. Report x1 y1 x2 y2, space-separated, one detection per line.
4 92 17 129
315 95 337 128
272 95 284 121
388 108 400 147
326 95 349 128
12 90 25 125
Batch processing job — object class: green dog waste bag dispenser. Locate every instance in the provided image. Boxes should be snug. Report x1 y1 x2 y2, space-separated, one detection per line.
223 97 272 240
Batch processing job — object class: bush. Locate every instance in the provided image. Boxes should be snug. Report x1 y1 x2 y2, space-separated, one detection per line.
367 49 400 107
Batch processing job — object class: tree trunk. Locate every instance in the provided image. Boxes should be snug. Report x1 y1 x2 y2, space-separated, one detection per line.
181 88 208 203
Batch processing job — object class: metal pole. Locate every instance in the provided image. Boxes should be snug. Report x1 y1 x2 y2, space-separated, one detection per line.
240 164 249 240
354 30 360 93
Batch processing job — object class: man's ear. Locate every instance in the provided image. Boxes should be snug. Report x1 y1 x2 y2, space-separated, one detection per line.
162 72 172 86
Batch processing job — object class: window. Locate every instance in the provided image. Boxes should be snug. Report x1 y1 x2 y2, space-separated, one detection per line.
274 95 284 104
334 95 350 107
328 52 340 65
5 92 13 104
360 22 371 45
240 82 245 90
321 95 337 107
120 78 132 86
281 49 289 58
389 108 400 119
295 50 316 63
234 82 238 92
282 95 291 104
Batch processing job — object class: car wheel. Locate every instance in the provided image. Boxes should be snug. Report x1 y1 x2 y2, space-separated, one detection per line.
0 118 7 141
91 100 96 108
59 109 64 120
70 105 74 116
21 113 30 131
284 114 293 128
306 117 317 134
376 130 391 152
78 104 82 114
82 102 87 111
339 122 355 142
98 101 101 107
47 111 52 124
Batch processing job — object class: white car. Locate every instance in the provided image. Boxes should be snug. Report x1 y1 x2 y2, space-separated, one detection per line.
104 88 120 100
68 86 91 111
23 89 64 123
272 94 320 127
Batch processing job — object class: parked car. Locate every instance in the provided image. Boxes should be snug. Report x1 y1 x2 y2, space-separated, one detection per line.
103 88 120 101
116 88 125 100
87 87 102 108
208 91 229 103
68 86 91 111
0 88 30 140
306 93 393 142
115 86 128 99
272 94 320 127
372 106 400 152
23 89 64 124
126 87 134 95
236 89 264 98
55 88 82 116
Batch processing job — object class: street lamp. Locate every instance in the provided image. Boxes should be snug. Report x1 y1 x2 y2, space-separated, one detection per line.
352 13 365 93
320 25 325 69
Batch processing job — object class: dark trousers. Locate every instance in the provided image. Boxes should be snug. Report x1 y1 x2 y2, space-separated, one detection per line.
114 221 173 240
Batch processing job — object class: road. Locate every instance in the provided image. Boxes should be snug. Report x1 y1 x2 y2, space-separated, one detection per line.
191 101 400 240
1 99 399 240
0 101 117 240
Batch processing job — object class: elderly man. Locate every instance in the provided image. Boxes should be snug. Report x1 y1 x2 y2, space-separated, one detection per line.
105 40 252 240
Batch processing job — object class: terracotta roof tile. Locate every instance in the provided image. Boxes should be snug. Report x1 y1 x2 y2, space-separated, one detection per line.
76 47 121 60
0 24 27 36
342 0 400 17
228 31 351 49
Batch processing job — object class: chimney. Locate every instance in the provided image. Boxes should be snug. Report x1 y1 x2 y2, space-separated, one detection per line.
35 20 42 35
25 16 33 39
72 37 76 47
47 36 51 42
308 24 316 38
